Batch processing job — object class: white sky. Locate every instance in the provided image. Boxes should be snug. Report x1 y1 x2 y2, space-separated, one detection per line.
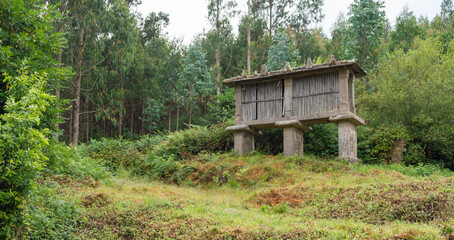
136 0 442 45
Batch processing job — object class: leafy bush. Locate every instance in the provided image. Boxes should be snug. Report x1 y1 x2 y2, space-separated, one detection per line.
362 126 408 164
22 186 80 240
152 122 233 160
44 143 109 181
255 129 283 155
81 138 147 172
359 37 454 168
304 124 338 157
0 72 57 237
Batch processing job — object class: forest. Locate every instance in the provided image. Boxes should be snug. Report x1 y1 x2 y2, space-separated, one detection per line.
2 0 454 238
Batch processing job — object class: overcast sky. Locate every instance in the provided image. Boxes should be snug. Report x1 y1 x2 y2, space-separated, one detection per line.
136 0 442 45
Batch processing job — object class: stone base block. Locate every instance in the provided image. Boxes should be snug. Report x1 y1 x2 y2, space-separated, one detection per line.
233 131 255 155
283 127 304 157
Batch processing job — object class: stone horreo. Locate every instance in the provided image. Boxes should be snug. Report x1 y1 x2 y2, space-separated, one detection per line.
224 56 366 163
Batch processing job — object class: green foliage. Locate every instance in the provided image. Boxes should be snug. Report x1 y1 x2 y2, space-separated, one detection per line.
0 71 55 237
343 0 386 70
389 6 424 53
296 29 328 62
152 123 233 160
359 37 454 168
83 138 146 172
203 88 235 124
23 185 80 240
0 0 70 134
178 42 214 125
303 124 339 157
44 143 110 181
255 129 283 155
367 126 408 164
0 0 68 77
266 31 300 71
273 202 288 214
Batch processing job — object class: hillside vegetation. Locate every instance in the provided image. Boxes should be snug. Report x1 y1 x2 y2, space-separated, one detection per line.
17 126 454 239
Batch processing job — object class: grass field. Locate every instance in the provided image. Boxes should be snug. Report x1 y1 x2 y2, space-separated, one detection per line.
27 151 454 239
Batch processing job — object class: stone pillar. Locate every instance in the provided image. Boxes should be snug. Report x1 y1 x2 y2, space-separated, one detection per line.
233 131 255 155
226 125 256 155
330 115 365 163
276 120 311 157
283 127 304 157
338 120 358 163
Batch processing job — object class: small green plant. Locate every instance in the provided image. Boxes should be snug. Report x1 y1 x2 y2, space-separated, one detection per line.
261 205 270 213
273 202 289 214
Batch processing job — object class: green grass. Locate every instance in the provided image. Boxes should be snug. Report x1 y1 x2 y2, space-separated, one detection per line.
24 149 454 239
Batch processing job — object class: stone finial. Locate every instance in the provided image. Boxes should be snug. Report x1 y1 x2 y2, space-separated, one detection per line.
260 64 268 76
306 58 313 68
241 70 246 77
330 55 337 65
284 62 293 72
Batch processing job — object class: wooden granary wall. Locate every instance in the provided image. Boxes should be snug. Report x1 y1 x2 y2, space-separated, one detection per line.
242 80 284 121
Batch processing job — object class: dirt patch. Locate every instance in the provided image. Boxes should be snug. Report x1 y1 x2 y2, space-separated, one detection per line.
253 184 313 207
77 203 215 239
41 174 99 188
315 178 454 224
81 193 110 207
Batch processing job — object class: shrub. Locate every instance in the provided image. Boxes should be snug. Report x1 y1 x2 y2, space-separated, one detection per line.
359 37 454 168
82 138 146 172
22 186 80 239
357 126 408 164
303 124 338 157
256 129 283 155
152 122 233 160
0 72 57 237
44 143 109 181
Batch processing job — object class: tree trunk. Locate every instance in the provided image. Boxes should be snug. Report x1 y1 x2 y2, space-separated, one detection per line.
189 86 193 128
269 0 273 36
68 101 73 144
118 111 122 138
176 104 180 131
85 95 89 144
141 102 145 134
247 0 251 74
168 85 172 132
215 3 221 95
54 2 64 142
130 99 134 140
361 27 366 85
72 26 84 145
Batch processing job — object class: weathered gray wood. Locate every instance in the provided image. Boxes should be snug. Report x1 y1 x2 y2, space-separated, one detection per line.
292 71 340 116
339 69 349 112
349 70 356 114
283 78 293 117
234 86 243 124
